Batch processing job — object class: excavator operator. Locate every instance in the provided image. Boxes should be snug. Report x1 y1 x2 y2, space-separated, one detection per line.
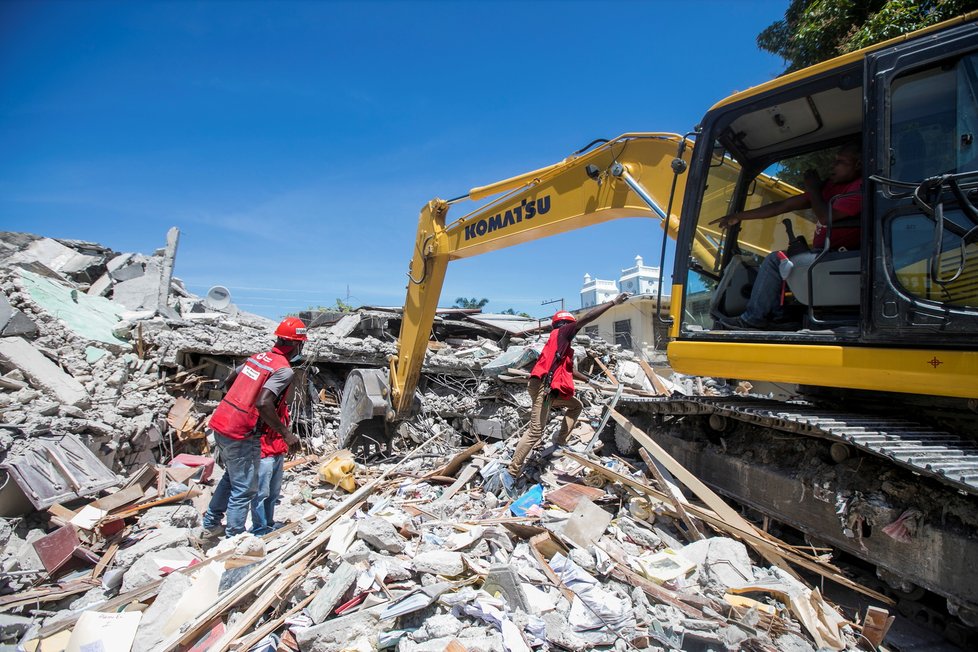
712 142 862 330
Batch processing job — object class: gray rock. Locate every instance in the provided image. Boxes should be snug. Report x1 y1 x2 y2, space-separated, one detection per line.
132 571 194 652
296 608 388 651
399 630 502 652
341 539 372 564
412 550 464 577
139 505 201 529
0 337 90 408
416 613 463 641
114 527 189 569
542 611 589 650
682 537 754 593
121 546 200 592
356 517 405 553
307 561 358 625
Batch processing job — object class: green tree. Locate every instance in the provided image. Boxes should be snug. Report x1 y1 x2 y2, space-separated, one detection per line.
501 308 533 318
757 1 978 184
453 297 489 309
758 0 978 74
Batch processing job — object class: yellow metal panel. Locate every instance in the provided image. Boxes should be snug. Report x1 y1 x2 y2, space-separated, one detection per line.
667 340 978 399
668 284 683 339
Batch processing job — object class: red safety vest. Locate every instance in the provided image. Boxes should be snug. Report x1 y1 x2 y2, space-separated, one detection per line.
209 347 292 440
531 328 576 400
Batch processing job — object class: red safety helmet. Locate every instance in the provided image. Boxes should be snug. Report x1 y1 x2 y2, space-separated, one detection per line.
552 311 577 328
275 316 308 341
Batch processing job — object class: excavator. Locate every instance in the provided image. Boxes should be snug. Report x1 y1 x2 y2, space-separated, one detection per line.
338 13 978 640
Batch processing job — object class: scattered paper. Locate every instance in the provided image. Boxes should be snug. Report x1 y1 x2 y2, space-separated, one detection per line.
65 611 141 652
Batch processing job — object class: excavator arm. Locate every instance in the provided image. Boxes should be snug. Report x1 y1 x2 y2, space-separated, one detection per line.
336 133 807 452
391 133 697 417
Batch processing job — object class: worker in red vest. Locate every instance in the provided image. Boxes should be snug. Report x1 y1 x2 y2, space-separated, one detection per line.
195 317 307 540
506 293 629 484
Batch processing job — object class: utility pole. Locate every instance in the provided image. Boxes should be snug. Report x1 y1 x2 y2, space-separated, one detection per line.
541 297 565 312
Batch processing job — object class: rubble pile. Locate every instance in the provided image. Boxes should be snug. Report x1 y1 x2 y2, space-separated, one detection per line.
0 230 889 651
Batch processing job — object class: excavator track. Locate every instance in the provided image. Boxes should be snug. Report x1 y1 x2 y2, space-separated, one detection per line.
622 395 978 496
613 394 978 635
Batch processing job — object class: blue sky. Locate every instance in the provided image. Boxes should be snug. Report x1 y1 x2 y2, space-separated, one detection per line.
1 1 787 319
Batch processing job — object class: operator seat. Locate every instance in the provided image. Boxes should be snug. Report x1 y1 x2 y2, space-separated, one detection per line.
785 250 861 307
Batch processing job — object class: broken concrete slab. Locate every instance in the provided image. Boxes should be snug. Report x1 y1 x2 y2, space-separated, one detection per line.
356 516 405 553
412 550 464 577
112 264 162 311
17 268 130 349
121 546 200 592
561 497 612 548
114 527 190 569
295 607 387 651
131 571 194 652
307 561 358 624
0 337 90 408
8 238 102 281
0 293 37 339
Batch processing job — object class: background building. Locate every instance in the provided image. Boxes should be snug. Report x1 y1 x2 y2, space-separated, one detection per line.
577 255 670 358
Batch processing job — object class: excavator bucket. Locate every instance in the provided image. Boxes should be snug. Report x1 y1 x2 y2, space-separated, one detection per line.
337 368 393 459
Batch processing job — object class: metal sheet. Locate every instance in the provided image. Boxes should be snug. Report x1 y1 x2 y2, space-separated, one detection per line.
0 433 119 510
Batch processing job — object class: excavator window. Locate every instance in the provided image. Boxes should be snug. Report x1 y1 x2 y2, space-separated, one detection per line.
688 141 864 332
886 51 978 308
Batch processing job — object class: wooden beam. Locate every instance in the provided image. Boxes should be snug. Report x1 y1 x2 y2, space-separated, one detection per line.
637 448 704 542
610 409 798 577
588 352 619 386
637 358 670 396
562 450 894 605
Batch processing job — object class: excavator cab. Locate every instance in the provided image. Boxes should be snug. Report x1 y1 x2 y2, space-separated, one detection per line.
668 17 978 400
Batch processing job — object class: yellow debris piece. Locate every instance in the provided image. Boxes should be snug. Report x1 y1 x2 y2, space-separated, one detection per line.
319 450 357 492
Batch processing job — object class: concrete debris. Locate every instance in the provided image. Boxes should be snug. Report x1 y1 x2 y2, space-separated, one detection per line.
0 229 903 652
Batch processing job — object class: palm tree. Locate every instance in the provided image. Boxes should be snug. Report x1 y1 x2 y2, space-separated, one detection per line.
453 297 489 309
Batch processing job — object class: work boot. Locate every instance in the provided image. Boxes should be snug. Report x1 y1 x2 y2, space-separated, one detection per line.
190 524 224 545
500 469 519 499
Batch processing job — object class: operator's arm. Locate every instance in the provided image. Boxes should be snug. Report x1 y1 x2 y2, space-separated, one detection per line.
575 293 630 331
712 193 811 229
256 389 298 445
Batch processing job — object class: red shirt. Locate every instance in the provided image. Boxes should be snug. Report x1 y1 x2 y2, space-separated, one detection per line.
260 401 290 458
811 178 862 250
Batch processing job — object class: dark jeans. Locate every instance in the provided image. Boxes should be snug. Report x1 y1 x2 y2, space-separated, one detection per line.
202 432 260 536
741 251 784 326
251 454 284 535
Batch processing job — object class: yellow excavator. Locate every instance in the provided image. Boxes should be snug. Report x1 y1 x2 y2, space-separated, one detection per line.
339 13 978 639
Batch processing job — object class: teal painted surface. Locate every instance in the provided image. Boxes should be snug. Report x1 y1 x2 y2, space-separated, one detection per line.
19 269 131 349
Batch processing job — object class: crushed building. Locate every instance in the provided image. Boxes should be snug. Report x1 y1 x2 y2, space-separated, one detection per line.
0 229 965 652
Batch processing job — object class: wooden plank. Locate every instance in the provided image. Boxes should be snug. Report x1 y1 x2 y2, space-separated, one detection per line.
207 555 312 652
104 487 201 521
426 441 484 480
435 462 481 503
861 606 895 649
588 353 619 386
562 451 894 605
91 535 122 581
284 455 318 472
90 484 146 512
231 592 316 651
610 409 798 577
637 359 670 396
637 448 704 542
546 483 606 512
